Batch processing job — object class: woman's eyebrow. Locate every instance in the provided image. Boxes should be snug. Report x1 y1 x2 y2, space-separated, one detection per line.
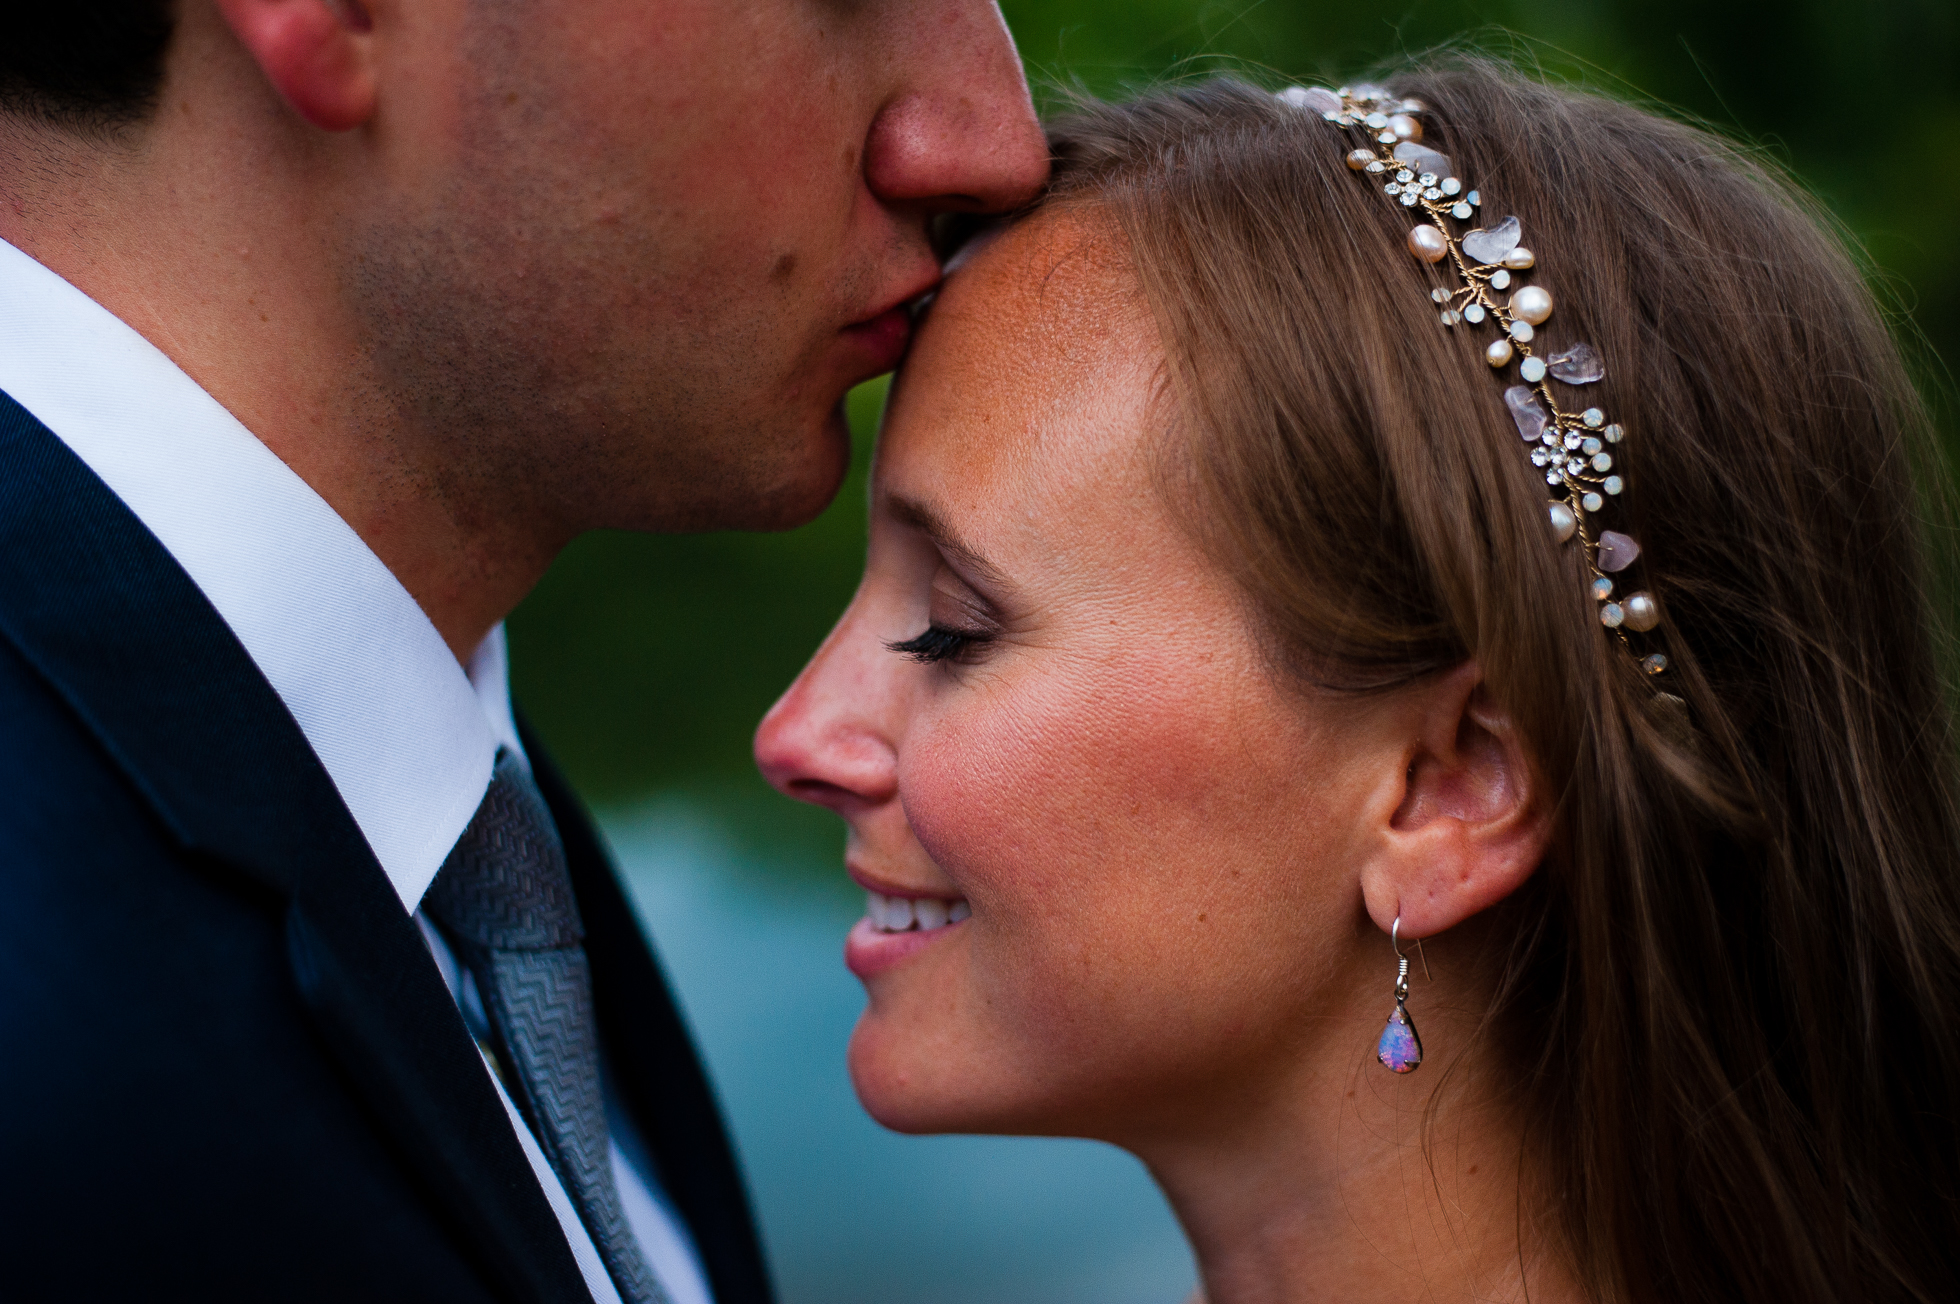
886 493 1010 589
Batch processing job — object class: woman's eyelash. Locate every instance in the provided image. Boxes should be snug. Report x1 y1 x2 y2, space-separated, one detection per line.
886 625 993 664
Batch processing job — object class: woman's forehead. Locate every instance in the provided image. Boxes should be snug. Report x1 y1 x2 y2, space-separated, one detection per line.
951 208 1143 337
881 209 1160 491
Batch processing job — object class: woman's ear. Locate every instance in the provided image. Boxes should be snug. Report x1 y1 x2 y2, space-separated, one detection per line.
1356 662 1550 941
213 0 379 132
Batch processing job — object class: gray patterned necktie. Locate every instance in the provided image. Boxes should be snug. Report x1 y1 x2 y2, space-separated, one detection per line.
423 751 667 1304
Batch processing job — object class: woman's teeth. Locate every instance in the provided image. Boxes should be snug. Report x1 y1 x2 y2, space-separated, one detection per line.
866 891 970 934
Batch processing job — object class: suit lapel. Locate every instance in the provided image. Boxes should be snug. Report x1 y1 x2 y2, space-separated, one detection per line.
0 393 592 1304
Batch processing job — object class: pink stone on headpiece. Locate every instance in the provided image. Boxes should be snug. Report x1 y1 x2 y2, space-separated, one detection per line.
1598 530 1642 572
1505 385 1551 442
1548 343 1605 385
1461 216 1521 266
1391 141 1452 178
1279 85 1344 115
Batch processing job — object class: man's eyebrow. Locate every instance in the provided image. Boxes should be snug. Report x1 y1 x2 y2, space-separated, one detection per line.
886 494 1009 588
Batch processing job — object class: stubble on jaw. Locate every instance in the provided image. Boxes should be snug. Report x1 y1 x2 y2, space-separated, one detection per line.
339 6 855 547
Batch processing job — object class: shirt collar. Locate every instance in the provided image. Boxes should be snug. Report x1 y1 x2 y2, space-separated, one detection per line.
0 235 518 912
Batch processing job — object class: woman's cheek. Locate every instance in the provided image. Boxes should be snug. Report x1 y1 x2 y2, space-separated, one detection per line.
900 652 1167 888
906 644 1256 869
898 656 1258 1022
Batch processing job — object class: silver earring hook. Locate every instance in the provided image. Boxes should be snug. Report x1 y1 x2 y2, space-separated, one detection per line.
1390 915 1432 986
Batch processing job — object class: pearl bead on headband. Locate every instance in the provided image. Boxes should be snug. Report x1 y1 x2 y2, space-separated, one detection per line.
1279 83 1667 674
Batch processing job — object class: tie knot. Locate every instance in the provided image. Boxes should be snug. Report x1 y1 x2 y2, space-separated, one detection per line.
423 751 584 950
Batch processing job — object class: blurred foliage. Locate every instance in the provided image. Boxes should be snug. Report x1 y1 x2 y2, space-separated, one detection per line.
511 377 887 857
512 0 1959 822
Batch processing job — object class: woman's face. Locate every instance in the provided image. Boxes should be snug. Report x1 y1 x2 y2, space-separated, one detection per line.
755 211 1393 1142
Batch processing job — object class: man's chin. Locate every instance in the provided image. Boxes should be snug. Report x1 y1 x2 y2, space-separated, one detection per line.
643 404 852 534
740 403 855 531
583 397 855 535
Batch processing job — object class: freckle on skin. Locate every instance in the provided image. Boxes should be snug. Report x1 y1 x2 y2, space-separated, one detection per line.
772 252 798 283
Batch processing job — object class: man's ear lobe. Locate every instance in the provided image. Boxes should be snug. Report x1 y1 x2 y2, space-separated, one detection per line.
1357 662 1551 941
213 0 378 132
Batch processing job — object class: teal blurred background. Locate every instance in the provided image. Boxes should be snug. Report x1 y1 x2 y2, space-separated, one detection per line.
513 5 1958 1301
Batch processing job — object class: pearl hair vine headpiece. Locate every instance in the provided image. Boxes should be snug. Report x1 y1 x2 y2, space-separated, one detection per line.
1278 83 1667 675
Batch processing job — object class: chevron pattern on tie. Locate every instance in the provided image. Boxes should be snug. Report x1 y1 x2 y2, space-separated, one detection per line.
424 751 668 1304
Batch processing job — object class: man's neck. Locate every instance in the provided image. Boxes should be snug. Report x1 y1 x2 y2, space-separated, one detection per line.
0 86 556 663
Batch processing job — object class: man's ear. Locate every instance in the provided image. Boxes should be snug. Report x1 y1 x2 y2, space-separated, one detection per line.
213 0 378 132
1356 662 1551 941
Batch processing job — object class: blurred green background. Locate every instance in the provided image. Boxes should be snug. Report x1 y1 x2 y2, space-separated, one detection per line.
512 0 1959 827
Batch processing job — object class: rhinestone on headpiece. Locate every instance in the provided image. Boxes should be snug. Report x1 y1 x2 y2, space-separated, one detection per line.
1281 84 1664 668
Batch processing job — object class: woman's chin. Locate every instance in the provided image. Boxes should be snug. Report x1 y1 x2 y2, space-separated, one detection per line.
849 1084 950 1136
847 1019 955 1133
845 1016 1021 1136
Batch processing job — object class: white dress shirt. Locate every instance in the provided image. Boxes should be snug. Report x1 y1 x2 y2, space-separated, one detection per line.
0 235 714 1304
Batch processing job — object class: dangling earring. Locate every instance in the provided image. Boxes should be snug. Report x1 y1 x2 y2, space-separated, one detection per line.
1376 916 1428 1074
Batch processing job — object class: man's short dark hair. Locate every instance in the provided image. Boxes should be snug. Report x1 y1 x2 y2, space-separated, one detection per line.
1 0 178 131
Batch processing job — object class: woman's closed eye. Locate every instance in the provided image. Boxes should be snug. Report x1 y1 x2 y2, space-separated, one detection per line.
887 553 1006 667
887 624 995 665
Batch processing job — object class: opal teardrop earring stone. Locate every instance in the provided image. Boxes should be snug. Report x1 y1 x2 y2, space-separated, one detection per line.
1377 1000 1423 1073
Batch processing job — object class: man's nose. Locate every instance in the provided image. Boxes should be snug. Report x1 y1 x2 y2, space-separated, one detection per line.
863 1 1049 213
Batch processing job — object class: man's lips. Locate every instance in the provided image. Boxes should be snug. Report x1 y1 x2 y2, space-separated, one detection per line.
839 304 915 376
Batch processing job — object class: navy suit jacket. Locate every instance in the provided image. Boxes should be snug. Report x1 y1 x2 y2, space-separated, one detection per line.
0 392 774 1304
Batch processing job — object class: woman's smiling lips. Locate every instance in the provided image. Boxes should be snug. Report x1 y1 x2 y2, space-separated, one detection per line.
844 869 970 979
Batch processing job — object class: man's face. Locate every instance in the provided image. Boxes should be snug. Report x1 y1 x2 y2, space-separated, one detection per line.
348 0 1047 539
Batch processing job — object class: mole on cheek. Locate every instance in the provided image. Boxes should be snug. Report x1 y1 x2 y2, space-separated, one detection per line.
772 252 799 283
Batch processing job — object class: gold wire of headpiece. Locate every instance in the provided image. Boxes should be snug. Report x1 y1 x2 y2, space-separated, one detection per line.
1280 83 1666 675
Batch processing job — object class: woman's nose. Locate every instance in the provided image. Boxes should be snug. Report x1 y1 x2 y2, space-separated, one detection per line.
862 1 1049 214
754 635 900 816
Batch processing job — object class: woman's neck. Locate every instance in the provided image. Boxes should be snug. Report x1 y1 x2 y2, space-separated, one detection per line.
1129 1003 1584 1304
